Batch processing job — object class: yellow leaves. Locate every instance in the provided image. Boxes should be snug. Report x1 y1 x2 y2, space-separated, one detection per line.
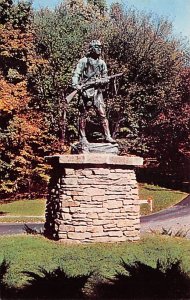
14 155 27 165
37 173 50 182
64 0 108 22
0 180 16 194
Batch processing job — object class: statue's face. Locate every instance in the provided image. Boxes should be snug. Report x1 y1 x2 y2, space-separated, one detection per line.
93 44 102 56
90 44 102 57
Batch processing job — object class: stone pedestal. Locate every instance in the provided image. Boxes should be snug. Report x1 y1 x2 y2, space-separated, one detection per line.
45 154 143 243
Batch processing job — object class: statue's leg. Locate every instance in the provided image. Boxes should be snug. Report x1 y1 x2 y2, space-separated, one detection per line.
95 92 116 143
79 97 89 144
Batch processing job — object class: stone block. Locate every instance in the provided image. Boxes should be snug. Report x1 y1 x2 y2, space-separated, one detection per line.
90 226 104 233
73 221 87 226
73 196 91 202
114 178 128 185
103 224 118 229
58 233 68 239
106 195 124 200
63 201 80 207
62 178 78 185
65 169 75 175
93 168 110 175
72 213 86 218
59 224 75 232
117 219 133 227
108 231 123 237
91 232 107 237
92 196 106 202
98 212 116 219
84 187 105 196
107 173 120 180
68 232 91 240
80 204 102 208
123 231 137 236
103 200 123 209
75 226 87 233
87 212 98 219
80 170 93 176
63 190 84 196
61 213 72 221
60 195 72 201
78 179 97 185
92 219 112 225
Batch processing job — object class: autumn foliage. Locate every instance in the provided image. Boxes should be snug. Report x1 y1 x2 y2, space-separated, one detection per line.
0 0 52 198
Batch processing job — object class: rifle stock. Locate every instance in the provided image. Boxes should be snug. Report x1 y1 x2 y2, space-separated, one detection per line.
66 89 78 103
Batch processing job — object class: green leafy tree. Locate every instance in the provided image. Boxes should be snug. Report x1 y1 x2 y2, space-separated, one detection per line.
102 6 189 163
33 0 109 143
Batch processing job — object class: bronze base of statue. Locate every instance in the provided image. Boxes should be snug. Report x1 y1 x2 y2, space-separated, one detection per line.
71 141 119 154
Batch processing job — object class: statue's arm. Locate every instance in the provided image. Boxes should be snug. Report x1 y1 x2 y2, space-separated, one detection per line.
72 58 86 89
101 60 108 78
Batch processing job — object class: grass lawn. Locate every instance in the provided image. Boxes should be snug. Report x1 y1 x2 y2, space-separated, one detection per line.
0 234 190 288
0 199 45 222
0 184 188 222
139 183 188 215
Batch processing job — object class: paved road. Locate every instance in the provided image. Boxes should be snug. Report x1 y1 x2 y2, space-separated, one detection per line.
0 223 44 235
0 195 189 236
141 194 190 238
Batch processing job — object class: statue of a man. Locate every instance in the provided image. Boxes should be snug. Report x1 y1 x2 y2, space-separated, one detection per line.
72 40 116 144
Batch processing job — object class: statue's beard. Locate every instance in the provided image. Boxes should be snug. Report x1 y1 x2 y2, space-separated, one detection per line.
91 50 101 59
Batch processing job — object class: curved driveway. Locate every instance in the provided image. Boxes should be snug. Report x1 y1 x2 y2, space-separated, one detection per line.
141 194 190 238
0 195 189 237
0 223 44 235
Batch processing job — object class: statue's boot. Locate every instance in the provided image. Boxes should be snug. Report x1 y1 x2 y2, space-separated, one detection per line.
102 119 117 143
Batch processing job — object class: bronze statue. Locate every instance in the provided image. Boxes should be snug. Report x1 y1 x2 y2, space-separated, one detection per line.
71 40 117 144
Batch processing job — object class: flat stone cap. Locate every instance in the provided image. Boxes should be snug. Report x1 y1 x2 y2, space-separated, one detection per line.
45 154 143 166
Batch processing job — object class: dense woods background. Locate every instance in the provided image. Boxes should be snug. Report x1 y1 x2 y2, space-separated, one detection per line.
0 0 189 199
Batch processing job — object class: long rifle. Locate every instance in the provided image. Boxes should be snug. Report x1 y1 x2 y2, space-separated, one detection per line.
66 73 123 103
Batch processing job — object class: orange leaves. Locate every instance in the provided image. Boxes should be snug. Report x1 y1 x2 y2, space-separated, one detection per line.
0 24 34 54
11 114 42 141
0 22 34 113
0 78 29 112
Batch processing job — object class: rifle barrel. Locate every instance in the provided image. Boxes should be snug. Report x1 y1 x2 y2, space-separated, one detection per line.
65 73 123 102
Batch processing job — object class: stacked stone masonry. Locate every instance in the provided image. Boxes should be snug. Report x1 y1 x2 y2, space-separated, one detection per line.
45 154 143 243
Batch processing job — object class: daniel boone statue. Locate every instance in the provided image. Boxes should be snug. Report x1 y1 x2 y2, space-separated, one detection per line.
71 40 116 145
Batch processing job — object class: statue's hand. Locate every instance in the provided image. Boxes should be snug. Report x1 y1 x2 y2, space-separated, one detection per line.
101 77 109 84
76 84 82 91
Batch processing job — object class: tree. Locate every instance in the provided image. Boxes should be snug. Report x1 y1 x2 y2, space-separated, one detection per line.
0 0 52 198
102 6 189 163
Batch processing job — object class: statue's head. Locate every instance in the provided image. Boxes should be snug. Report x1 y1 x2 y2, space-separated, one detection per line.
89 40 102 58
